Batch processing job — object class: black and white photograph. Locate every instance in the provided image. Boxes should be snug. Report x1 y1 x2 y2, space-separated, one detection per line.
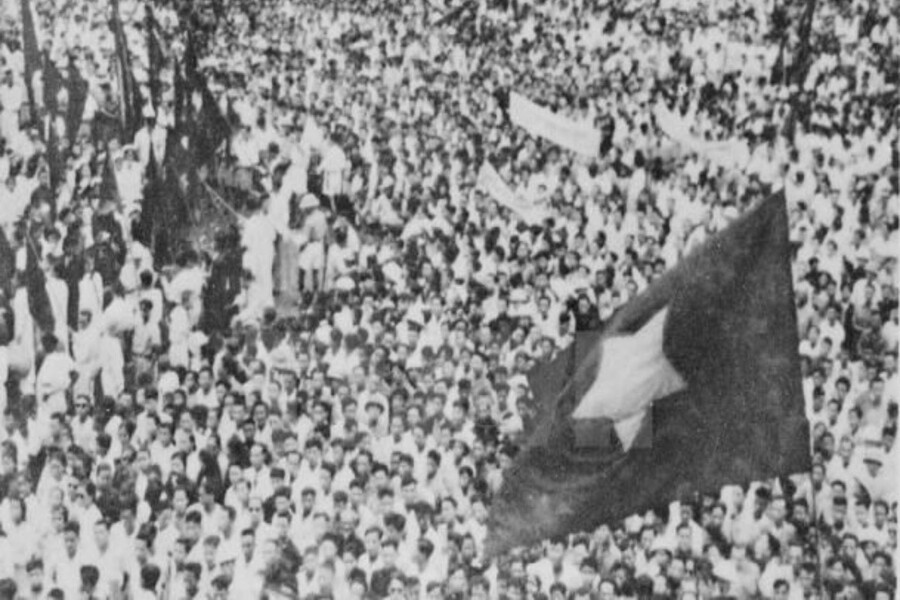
0 0 896 597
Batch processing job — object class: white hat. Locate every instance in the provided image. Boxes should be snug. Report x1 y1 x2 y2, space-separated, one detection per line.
650 537 673 555
861 446 884 466
858 425 882 445
508 374 529 389
625 514 644 534
405 306 425 328
270 346 298 373
713 561 739 584
334 276 355 292
453 431 475 448
382 262 405 285
217 543 239 564
509 288 528 303
298 193 319 210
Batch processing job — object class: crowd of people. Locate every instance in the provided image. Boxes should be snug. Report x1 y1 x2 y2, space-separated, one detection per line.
0 0 897 597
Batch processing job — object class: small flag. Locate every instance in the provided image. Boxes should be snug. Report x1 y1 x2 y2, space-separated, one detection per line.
486 192 810 556
110 0 142 140
135 149 177 267
20 0 42 124
65 56 89 145
0 229 16 296
99 148 120 206
24 232 54 335
183 31 230 168
168 60 187 160
145 4 164 112
42 50 62 119
46 120 65 194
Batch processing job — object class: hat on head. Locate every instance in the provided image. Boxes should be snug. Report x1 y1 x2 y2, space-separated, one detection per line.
298 193 319 210
713 560 739 584
650 537 672 555
509 288 528 303
861 446 884 466
335 276 355 292
453 431 474 449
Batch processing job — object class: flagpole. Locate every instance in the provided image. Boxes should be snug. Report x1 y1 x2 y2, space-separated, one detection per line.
201 180 245 224
804 459 826 597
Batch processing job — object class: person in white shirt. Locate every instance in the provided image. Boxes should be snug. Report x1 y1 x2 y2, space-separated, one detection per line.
45 263 69 352
35 333 76 421
98 322 126 401
78 255 105 323
71 309 101 398
320 136 348 199
133 108 168 169
241 197 278 316
48 521 86 600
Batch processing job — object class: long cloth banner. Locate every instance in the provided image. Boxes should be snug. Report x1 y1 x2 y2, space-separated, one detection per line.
477 163 549 225
509 92 601 157
653 103 749 170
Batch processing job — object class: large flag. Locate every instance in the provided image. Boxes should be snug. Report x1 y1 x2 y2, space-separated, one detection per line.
110 0 142 141
145 4 164 112
20 0 41 123
509 92 601 157
486 192 810 555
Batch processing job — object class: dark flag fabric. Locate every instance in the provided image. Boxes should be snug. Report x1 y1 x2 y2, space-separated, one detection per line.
0 229 15 296
65 57 89 145
99 150 120 206
24 233 54 335
486 192 810 556
20 0 41 124
135 150 175 266
42 50 62 118
183 32 230 168
524 331 601 437
46 120 65 193
132 152 157 250
171 60 186 136
145 4 164 112
110 0 142 141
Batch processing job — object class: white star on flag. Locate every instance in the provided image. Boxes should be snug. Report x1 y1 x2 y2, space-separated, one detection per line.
571 307 687 450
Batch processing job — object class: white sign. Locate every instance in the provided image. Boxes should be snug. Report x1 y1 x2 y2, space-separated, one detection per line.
477 163 549 225
509 92 601 157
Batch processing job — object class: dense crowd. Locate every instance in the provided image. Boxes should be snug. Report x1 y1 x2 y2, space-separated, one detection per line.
0 0 897 598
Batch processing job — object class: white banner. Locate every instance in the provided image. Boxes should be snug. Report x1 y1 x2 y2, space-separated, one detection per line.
477 163 549 225
509 92 601 157
654 103 749 170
